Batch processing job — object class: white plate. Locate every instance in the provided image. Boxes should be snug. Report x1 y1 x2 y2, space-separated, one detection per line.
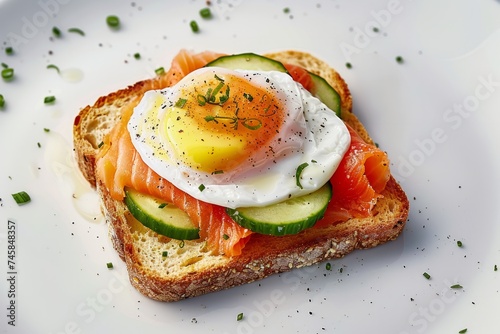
1 0 499 333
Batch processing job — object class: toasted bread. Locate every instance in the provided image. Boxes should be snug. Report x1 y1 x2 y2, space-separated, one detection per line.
73 50 409 301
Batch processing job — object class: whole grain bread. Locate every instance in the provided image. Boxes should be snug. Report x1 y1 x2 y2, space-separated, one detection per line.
73 50 409 302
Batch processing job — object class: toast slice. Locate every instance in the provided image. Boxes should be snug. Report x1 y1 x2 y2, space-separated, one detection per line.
73 50 409 302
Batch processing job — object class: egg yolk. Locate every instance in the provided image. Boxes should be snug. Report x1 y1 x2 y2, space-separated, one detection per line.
163 71 286 174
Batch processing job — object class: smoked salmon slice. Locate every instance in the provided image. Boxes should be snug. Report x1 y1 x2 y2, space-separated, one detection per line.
96 49 391 257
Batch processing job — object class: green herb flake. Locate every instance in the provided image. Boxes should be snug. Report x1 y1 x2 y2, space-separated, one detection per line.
212 170 224 175
12 191 31 205
52 26 62 37
162 251 168 258
175 98 187 108
106 262 114 269
43 128 51 133
68 27 85 36
450 284 463 289
106 15 120 28
98 141 104 148
47 64 60 73
155 67 165 75
134 52 141 60
44 96 56 104
396 56 404 64
283 7 290 14
345 62 352 69
200 7 212 19
457 240 463 247
2 68 14 80
198 184 206 192
326 263 332 271
190 20 200 33
222 234 229 240
158 202 167 209
5 47 13 55
295 162 309 189
237 313 244 321
0 94 5 108
37 142 41 148
494 264 498 271
243 92 253 101
459 329 467 334
423 272 431 280
179 240 185 248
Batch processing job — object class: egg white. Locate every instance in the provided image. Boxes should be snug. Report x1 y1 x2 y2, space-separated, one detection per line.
128 67 350 209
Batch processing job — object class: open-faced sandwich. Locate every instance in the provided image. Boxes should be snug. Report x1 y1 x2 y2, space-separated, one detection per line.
73 49 409 301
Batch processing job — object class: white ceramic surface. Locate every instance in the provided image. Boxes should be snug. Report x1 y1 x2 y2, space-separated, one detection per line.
1 1 499 333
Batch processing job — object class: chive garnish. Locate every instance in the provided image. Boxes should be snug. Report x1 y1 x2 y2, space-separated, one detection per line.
459 329 467 333
243 92 253 101
155 67 165 75
2 68 14 80
179 240 185 248
346 62 352 69
106 15 120 28
68 27 85 36
190 20 199 33
198 184 206 192
326 263 332 271
495 264 498 271
5 47 13 55
423 272 431 279
98 141 104 148
0 94 5 108
44 96 56 104
237 313 244 321
47 64 60 73
162 251 168 258
106 262 113 269
295 162 309 189
158 203 167 209
133 52 141 59
457 240 463 247
175 98 187 108
396 56 404 64
12 191 31 205
52 26 62 37
199 7 212 19
222 234 229 240
450 284 463 289
44 128 51 132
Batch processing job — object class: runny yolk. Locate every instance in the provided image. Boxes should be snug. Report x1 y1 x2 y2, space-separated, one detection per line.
163 71 286 174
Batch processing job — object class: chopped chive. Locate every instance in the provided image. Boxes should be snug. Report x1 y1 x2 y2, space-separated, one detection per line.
1 63 8 68
43 128 51 132
237 313 244 321
190 20 199 33
222 234 229 240
457 240 463 247
212 170 224 175
345 62 352 69
198 184 206 192
175 98 187 108
459 329 467 334
106 262 113 269
243 92 253 101
52 26 62 37
133 52 141 59
106 15 120 28
158 202 167 209
450 284 463 289
0 94 4 108
179 240 185 248
5 47 13 55
37 142 41 148
44 96 56 104
2 68 14 80
295 162 309 189
12 191 31 205
68 27 85 36
495 264 498 271
162 251 168 258
423 272 431 279
283 7 290 14
155 67 165 75
326 263 332 271
396 56 404 64
98 141 104 148
47 64 60 73
200 7 212 19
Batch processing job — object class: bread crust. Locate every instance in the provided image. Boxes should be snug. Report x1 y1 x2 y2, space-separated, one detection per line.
73 50 409 302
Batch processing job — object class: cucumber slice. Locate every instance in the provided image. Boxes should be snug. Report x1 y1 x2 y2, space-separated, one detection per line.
124 188 199 240
205 53 288 73
226 183 332 236
309 72 341 117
